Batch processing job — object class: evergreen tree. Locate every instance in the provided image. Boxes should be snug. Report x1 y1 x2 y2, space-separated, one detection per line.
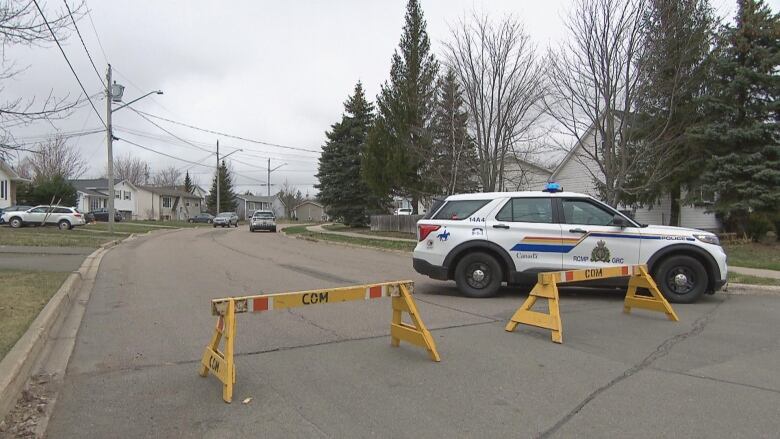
691 0 779 231
206 160 237 213
184 171 194 193
626 0 715 225
316 82 386 226
431 69 478 195
363 0 439 212
16 175 77 206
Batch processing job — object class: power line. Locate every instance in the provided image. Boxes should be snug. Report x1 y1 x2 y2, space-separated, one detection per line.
135 110 322 154
119 138 214 169
64 0 104 87
85 2 108 63
129 108 214 154
32 0 106 128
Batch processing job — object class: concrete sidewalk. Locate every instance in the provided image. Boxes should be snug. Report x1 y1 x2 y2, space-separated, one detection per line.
0 246 93 272
730 266 780 280
307 224 417 242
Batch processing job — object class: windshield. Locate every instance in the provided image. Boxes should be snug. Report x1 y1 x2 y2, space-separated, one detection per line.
253 212 274 218
217 212 233 217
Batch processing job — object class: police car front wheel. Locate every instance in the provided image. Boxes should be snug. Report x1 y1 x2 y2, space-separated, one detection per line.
455 252 503 298
655 255 707 304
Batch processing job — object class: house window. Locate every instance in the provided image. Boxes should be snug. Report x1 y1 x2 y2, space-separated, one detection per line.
163 197 172 208
115 192 121 199
0 180 6 200
124 191 131 200
195 202 199 207
186 202 190 206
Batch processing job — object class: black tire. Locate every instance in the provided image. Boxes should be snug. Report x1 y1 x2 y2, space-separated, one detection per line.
58 220 71 230
213 224 217 228
249 227 254 232
9 217 22 228
272 227 277 233
454 252 503 298
188 219 194 223
654 255 708 303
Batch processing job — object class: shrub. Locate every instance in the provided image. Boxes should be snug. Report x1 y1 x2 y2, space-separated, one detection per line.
746 213 775 242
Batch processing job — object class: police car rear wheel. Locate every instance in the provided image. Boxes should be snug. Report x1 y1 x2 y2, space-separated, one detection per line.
655 255 707 304
455 252 502 298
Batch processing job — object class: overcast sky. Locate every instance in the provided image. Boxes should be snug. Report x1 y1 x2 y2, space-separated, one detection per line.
7 0 740 196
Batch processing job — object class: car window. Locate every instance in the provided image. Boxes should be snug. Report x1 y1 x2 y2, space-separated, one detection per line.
433 200 489 220
495 198 553 223
30 207 48 213
54 208 71 214
423 198 446 219
561 199 615 226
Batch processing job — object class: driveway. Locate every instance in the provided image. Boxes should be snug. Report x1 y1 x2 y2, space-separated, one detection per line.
45 227 780 438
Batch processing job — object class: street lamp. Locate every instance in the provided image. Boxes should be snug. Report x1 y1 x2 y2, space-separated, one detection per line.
106 63 163 233
267 160 287 198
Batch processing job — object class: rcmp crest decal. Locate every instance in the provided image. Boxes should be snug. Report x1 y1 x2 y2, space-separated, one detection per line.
591 240 611 263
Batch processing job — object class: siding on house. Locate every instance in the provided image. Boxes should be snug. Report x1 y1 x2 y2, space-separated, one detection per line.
502 158 553 191
550 127 720 231
294 201 326 221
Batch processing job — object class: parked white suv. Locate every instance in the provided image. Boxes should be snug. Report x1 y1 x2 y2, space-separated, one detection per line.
413 184 727 303
2 205 87 230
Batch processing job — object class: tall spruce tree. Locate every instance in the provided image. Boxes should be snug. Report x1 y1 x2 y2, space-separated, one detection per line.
431 69 477 195
184 171 194 193
691 0 779 231
363 0 439 212
316 82 385 226
206 160 237 214
626 0 715 225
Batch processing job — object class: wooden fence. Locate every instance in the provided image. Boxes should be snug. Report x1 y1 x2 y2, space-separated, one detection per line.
370 215 423 234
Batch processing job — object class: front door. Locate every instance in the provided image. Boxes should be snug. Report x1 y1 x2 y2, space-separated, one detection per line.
558 198 641 270
26 206 48 224
486 197 563 275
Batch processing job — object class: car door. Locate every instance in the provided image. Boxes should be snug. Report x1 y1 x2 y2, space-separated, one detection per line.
25 206 48 224
558 198 641 270
485 197 563 275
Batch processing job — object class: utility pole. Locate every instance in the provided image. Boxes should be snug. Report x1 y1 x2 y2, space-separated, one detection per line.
216 140 220 214
106 64 115 234
267 158 271 198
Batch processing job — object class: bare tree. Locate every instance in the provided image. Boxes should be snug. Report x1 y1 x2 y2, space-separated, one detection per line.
112 154 150 186
20 135 86 180
444 11 547 192
151 165 182 187
277 180 304 219
545 0 685 206
0 1 86 156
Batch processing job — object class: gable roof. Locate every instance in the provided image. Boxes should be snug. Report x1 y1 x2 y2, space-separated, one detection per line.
294 200 323 209
234 194 275 203
71 178 109 191
0 160 30 182
139 185 200 198
550 122 599 180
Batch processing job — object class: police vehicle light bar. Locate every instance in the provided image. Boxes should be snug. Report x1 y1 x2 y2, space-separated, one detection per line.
544 182 562 193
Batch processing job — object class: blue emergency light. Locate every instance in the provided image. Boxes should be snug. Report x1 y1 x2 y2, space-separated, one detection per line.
543 182 563 193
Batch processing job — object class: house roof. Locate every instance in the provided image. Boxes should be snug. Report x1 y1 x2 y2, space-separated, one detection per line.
550 122 599 180
294 200 323 209
78 188 108 198
71 178 109 191
511 157 553 176
234 194 275 203
0 160 30 182
139 185 200 198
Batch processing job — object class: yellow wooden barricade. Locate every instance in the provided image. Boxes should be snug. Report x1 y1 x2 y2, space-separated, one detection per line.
505 265 678 343
199 281 440 403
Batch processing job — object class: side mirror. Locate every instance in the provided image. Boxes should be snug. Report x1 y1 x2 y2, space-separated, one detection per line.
611 214 626 227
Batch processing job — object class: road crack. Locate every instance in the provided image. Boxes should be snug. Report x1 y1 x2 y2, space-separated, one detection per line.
538 297 728 439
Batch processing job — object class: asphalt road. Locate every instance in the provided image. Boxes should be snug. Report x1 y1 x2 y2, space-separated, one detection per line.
45 227 780 438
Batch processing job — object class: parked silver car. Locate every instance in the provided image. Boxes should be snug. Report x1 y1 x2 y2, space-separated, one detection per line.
2 205 87 230
213 212 239 228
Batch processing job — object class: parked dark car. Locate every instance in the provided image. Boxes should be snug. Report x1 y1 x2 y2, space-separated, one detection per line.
0 205 32 224
89 208 123 222
188 213 214 224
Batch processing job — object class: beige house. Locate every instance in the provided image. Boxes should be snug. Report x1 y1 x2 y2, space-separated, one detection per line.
293 200 327 222
0 160 29 209
136 186 203 221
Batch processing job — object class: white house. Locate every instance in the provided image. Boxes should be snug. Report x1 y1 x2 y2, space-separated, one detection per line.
0 160 30 209
135 185 203 221
502 157 553 191
72 178 142 218
548 124 720 231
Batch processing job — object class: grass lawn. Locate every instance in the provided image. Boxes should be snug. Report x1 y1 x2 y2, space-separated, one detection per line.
284 225 416 252
321 223 416 240
723 242 780 271
729 273 780 286
0 270 70 360
0 226 130 248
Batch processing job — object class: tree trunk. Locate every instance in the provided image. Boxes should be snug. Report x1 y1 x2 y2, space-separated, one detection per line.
669 183 681 227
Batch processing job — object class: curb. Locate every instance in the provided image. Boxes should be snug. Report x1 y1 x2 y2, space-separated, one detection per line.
282 229 413 256
723 282 780 295
307 224 417 243
0 236 127 421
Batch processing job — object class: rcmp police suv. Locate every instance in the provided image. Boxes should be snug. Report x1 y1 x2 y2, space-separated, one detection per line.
413 183 727 303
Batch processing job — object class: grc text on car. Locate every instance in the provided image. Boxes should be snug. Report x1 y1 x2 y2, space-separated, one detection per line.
412 184 727 303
